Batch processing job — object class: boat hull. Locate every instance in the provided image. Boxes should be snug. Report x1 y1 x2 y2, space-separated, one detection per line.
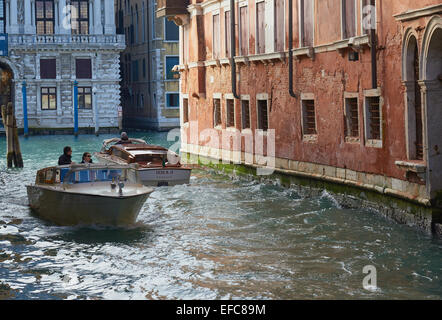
27 186 150 226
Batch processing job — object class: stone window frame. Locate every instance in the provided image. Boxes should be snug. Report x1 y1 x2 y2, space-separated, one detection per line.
256 93 269 134
240 95 252 132
35 0 55 35
70 0 90 35
40 86 57 111
360 0 376 36
165 92 180 109
274 0 286 52
77 86 92 110
182 93 190 127
212 11 221 60
164 55 179 81
363 88 383 148
164 17 179 42
224 9 231 59
300 93 318 142
213 93 223 130
225 93 236 129
0 0 5 34
343 92 360 143
255 0 266 54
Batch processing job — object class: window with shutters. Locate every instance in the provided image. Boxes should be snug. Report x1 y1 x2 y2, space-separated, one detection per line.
78 87 92 110
257 99 268 131
239 6 249 56
302 99 317 136
299 0 313 47
226 99 235 128
344 97 359 139
76 59 92 79
71 0 89 35
213 98 221 127
225 11 231 58
365 96 381 142
36 0 55 35
0 0 5 34
256 1 265 54
241 99 251 130
213 14 220 59
342 0 356 39
41 87 57 110
40 59 56 79
275 0 285 52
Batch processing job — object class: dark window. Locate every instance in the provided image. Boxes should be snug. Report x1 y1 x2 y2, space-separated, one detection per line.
213 99 221 127
132 60 139 82
143 58 146 78
257 99 268 131
165 18 179 41
366 96 381 140
40 59 56 79
76 59 92 79
302 100 317 135
166 93 179 108
71 0 89 35
41 87 57 110
78 87 92 109
226 99 235 127
183 98 189 123
36 0 55 35
241 100 250 129
0 0 5 34
166 56 179 80
344 98 359 138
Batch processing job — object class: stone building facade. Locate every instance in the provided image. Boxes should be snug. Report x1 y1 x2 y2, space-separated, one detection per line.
158 0 442 233
117 0 180 131
0 0 125 134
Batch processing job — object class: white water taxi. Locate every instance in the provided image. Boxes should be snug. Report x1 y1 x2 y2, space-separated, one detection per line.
26 164 154 226
94 138 192 187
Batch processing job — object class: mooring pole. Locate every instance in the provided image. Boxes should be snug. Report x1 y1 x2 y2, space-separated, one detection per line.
1 103 24 168
22 81 29 137
73 80 79 137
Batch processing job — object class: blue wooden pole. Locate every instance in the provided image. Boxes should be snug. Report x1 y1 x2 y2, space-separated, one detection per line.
73 80 79 136
22 81 29 137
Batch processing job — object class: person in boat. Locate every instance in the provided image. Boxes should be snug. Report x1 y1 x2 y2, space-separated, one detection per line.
116 132 132 145
58 146 73 165
81 152 93 164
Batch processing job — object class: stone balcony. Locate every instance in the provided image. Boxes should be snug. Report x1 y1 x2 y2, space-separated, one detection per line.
8 34 126 52
156 0 190 18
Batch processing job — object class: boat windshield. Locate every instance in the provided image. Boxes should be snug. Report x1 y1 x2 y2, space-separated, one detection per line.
60 168 127 184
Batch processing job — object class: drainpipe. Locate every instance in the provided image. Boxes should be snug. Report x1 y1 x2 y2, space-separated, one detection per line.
22 81 28 137
73 80 79 137
370 0 377 89
230 0 240 99
288 0 297 98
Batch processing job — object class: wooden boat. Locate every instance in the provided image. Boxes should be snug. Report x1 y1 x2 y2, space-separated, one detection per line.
94 138 192 187
26 164 154 226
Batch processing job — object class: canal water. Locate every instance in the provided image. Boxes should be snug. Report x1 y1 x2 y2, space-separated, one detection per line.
0 132 441 300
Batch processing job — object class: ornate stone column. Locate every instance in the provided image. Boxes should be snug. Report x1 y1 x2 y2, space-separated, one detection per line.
9 0 19 34
24 0 33 34
59 0 69 34
94 0 103 35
